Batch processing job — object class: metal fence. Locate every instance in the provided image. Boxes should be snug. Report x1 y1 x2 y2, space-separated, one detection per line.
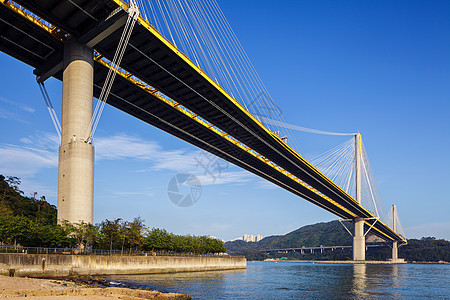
0 246 237 257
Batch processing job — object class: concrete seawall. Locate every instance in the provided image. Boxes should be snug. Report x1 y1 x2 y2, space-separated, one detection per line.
0 254 246 277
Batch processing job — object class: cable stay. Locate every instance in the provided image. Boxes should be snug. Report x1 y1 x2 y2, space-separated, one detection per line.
84 1 140 143
309 134 392 227
124 0 403 240
37 81 61 142
310 137 356 194
137 0 303 154
254 115 357 136
395 211 406 239
361 156 379 217
385 205 406 239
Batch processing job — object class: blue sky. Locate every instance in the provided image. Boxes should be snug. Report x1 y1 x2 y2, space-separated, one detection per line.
0 0 449 241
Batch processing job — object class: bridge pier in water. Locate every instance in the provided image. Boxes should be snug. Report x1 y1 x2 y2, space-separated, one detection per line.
392 241 398 260
57 38 95 224
391 205 400 261
353 218 365 260
353 133 366 260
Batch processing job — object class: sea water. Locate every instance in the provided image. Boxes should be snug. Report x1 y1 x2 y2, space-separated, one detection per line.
97 261 450 299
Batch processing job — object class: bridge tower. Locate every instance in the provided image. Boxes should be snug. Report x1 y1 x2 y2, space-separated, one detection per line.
392 204 398 260
57 38 94 224
353 133 365 260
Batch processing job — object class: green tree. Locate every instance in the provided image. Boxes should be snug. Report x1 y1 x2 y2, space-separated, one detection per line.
62 221 98 250
127 217 146 251
99 218 122 251
118 220 129 253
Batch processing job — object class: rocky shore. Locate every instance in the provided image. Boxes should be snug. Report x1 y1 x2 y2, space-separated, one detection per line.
0 276 190 299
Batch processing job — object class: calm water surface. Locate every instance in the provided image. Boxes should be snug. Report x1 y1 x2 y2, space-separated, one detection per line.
97 262 450 299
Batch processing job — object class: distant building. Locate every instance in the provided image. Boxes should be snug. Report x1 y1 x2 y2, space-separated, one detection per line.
242 234 263 242
243 234 253 242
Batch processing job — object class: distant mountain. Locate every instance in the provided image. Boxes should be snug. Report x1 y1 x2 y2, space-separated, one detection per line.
226 220 352 254
225 221 450 262
258 220 353 249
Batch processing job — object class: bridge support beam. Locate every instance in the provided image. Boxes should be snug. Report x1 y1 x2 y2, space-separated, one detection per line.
57 37 94 224
391 204 399 261
353 218 365 260
353 133 366 260
392 241 398 260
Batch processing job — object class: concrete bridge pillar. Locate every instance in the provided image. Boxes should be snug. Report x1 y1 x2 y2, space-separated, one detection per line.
57 37 94 224
391 205 399 261
353 133 366 260
392 241 398 260
353 218 365 260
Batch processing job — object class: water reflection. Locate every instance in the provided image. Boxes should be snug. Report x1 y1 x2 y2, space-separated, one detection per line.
392 264 399 288
97 269 247 298
96 262 450 299
351 264 368 298
348 263 407 299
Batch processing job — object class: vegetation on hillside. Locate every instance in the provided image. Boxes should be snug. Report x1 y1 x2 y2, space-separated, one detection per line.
366 237 450 262
225 221 450 262
0 175 225 254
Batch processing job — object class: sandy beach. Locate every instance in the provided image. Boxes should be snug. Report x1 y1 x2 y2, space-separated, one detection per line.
0 276 190 299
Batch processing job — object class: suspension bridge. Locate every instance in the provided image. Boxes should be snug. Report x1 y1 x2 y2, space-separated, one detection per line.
0 0 406 261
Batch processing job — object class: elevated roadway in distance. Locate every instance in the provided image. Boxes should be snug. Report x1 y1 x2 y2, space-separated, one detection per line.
259 244 385 254
0 0 406 245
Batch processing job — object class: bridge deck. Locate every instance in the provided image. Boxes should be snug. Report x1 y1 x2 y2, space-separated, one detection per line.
0 0 405 243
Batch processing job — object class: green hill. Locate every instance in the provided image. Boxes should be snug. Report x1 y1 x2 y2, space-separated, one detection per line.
224 220 354 260
257 220 352 249
225 220 352 253
0 175 57 224
0 175 226 253
225 221 450 262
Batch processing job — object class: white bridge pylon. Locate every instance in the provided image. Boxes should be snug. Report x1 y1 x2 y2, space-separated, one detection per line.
306 132 405 261
47 4 140 224
30 0 404 261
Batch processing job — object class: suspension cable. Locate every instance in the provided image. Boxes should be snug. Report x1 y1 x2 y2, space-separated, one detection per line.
37 80 61 141
84 2 140 143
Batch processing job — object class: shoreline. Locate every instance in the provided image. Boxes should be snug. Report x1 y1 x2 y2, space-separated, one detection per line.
0 275 190 299
0 253 246 277
259 259 449 264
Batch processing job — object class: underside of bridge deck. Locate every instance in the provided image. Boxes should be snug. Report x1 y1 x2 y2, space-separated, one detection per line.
0 0 406 247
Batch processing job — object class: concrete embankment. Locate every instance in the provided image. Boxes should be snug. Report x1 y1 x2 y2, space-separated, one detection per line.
0 254 246 277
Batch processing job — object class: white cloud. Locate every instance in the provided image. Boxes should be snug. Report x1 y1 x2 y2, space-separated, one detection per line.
20 132 60 149
1 132 257 190
19 178 57 200
112 190 154 198
94 134 256 186
0 96 35 124
196 171 253 186
152 151 197 172
256 178 279 189
0 144 57 177
0 108 17 120
19 137 33 144
0 96 35 113
0 108 30 124
94 134 160 160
